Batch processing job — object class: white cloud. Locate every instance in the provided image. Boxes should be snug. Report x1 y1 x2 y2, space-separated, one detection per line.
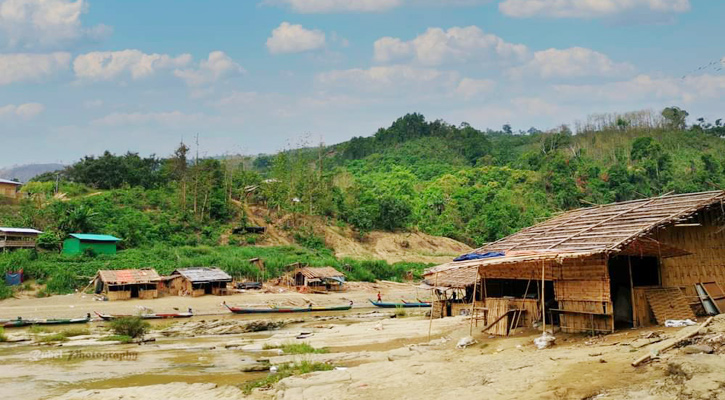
263 0 402 13
373 26 528 66
0 102 44 119
73 49 192 81
0 52 70 85
266 22 326 54
90 110 206 127
173 51 244 86
455 78 496 99
499 0 691 18
0 0 110 49
508 47 635 79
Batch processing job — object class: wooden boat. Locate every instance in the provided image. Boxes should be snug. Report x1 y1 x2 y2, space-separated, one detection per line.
94 311 193 321
2 315 91 328
368 299 431 308
224 303 352 314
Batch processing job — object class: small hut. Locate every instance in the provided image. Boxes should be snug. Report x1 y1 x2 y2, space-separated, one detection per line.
94 269 160 300
63 234 121 255
168 267 232 297
289 266 345 292
0 179 21 200
0 227 42 251
426 190 725 335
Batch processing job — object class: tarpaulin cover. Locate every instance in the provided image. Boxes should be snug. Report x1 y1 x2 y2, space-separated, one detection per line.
453 251 505 262
5 271 22 286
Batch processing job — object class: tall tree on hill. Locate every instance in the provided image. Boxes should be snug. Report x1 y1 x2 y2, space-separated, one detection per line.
661 106 689 130
169 142 190 211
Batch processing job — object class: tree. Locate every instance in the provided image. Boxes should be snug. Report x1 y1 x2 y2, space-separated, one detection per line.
661 106 689 130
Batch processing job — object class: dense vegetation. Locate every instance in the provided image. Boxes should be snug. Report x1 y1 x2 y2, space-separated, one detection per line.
1 106 724 296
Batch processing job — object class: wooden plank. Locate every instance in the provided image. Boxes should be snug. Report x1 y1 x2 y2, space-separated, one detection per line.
700 282 725 314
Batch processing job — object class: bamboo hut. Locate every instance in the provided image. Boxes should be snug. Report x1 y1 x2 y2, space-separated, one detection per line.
93 269 160 300
168 267 232 297
425 191 725 335
287 266 345 292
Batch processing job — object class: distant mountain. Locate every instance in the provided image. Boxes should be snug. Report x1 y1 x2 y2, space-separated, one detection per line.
0 163 65 182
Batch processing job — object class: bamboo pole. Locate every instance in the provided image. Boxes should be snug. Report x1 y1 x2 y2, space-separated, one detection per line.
511 273 533 334
541 261 546 334
469 269 479 335
428 272 438 342
628 257 638 328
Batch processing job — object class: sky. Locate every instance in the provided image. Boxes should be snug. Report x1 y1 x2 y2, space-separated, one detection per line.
1 0 724 168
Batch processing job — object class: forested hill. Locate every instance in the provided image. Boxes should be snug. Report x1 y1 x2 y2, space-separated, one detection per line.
3 107 725 251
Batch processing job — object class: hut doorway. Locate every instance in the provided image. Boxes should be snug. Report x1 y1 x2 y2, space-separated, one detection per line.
130 285 139 298
608 256 660 328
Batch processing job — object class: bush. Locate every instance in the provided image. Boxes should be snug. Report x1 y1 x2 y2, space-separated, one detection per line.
108 316 150 338
0 282 12 300
36 232 61 251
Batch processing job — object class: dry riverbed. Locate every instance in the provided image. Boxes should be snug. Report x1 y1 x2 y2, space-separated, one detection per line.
2 285 725 400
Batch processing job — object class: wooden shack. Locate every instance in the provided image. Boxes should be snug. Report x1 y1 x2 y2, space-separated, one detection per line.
289 266 345 292
426 191 725 335
93 269 160 300
0 179 21 200
0 227 42 251
168 267 232 297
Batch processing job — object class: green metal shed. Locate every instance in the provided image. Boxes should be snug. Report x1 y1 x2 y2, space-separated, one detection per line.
62 234 121 256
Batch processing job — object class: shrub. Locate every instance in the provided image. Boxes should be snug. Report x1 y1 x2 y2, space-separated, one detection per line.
0 282 12 300
0 327 6 342
108 317 150 338
36 232 61 251
394 305 407 318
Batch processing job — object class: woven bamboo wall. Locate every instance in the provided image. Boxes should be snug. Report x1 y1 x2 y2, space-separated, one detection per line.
485 298 513 335
632 287 657 327
656 208 725 298
553 255 613 333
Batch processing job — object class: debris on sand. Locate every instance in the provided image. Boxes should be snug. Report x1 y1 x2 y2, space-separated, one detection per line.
159 319 286 337
456 336 477 349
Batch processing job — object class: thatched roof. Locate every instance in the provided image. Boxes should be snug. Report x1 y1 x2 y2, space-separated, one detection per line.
480 190 725 254
424 191 725 287
171 267 232 283
294 266 345 280
96 269 160 284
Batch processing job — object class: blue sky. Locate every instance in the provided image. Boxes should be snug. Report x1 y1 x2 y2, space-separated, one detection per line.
1 0 724 168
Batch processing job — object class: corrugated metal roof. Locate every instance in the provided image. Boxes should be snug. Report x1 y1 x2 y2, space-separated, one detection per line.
295 266 345 279
70 233 121 242
172 267 232 282
0 227 42 234
0 179 21 185
97 269 160 284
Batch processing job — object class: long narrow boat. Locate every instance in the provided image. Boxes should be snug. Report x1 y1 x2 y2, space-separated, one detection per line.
368 299 431 308
2 315 92 328
94 311 193 321
224 303 352 314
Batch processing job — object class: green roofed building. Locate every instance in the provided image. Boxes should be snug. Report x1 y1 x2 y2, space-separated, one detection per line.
62 234 122 256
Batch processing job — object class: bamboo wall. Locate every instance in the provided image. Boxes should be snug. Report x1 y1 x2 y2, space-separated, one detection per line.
655 208 725 300
554 255 613 333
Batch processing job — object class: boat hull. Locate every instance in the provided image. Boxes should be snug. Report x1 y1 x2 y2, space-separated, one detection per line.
225 305 352 314
368 299 431 308
94 311 193 321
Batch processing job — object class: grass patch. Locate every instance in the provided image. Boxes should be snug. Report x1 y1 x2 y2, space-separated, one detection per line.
37 333 68 343
394 305 407 318
263 342 329 354
0 327 6 342
60 327 90 337
28 325 50 334
240 361 334 394
99 335 133 343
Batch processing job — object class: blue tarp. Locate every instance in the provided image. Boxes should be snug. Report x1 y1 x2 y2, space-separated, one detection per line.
453 251 505 262
5 272 22 286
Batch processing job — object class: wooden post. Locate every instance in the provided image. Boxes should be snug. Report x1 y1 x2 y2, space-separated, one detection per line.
628 257 638 328
541 261 546 334
469 269 479 335
428 272 438 342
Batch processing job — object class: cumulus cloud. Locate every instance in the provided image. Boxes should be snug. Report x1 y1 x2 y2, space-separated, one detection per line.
455 78 496 99
174 51 244 86
0 52 70 85
0 102 45 119
508 47 635 80
373 26 528 66
90 110 206 127
0 0 110 49
262 0 402 13
499 0 691 18
266 22 326 54
73 49 192 81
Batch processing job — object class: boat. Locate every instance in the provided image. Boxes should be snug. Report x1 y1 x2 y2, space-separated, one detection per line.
224 302 352 314
368 299 431 308
2 315 92 328
94 310 193 321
